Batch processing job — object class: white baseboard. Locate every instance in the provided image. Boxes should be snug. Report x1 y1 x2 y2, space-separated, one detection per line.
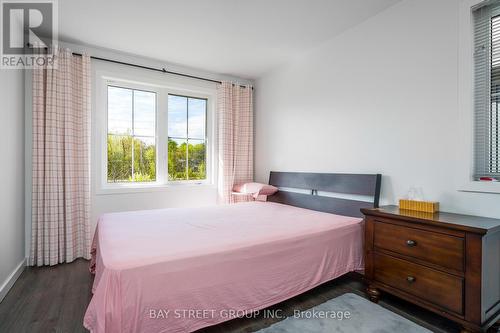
0 258 27 303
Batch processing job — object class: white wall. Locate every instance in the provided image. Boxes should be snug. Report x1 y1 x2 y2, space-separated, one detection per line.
0 69 25 299
255 0 500 218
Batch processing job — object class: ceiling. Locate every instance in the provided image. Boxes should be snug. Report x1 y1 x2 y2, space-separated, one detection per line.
58 0 401 80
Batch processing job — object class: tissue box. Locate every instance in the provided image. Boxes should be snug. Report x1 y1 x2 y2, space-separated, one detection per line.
399 199 439 213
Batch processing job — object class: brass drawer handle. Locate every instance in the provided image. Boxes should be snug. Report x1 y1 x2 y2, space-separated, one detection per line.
407 276 416 283
406 239 417 247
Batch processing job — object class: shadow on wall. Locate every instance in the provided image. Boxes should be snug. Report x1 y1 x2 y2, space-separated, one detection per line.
379 175 394 206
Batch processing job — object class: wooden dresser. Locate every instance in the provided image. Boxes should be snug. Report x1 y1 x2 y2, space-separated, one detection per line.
362 206 500 333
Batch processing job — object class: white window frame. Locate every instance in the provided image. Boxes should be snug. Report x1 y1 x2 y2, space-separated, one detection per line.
458 0 500 194
94 67 217 195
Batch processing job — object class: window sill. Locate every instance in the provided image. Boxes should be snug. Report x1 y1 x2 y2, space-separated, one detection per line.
95 182 216 195
458 181 500 194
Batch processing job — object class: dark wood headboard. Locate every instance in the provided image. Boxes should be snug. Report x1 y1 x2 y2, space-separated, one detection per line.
267 171 382 218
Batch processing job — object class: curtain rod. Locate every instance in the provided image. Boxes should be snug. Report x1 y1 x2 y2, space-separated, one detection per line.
72 52 252 89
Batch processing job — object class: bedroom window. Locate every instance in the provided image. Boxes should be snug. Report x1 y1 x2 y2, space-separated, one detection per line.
97 72 215 193
168 95 207 181
473 2 500 179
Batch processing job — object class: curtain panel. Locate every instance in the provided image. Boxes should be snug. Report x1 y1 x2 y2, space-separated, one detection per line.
217 82 254 204
31 49 91 266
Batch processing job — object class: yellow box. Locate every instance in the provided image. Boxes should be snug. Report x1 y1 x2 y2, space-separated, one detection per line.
399 199 439 213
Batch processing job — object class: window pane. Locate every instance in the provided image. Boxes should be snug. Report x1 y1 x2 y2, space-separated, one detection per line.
168 138 187 180
133 137 156 182
107 135 132 182
168 95 187 138
134 90 156 137
108 87 132 135
188 98 206 139
188 139 206 180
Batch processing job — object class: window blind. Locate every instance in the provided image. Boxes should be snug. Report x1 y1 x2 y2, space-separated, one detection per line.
473 1 500 178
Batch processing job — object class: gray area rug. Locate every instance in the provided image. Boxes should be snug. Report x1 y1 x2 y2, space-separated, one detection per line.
257 293 431 333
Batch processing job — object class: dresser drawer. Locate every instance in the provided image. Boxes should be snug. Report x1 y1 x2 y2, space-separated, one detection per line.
373 253 464 314
374 221 464 272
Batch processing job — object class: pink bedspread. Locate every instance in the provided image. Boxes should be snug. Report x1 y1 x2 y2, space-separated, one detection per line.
83 202 364 333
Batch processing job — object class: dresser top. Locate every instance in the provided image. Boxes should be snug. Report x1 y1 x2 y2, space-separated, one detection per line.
361 205 500 234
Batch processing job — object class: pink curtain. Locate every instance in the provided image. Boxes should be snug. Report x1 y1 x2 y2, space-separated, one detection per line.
217 82 254 204
31 49 91 266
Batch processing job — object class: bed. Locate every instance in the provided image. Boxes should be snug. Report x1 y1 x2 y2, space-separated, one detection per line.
84 172 381 333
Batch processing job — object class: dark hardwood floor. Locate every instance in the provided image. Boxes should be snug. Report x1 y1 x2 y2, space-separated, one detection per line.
0 259 93 333
0 259 464 333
